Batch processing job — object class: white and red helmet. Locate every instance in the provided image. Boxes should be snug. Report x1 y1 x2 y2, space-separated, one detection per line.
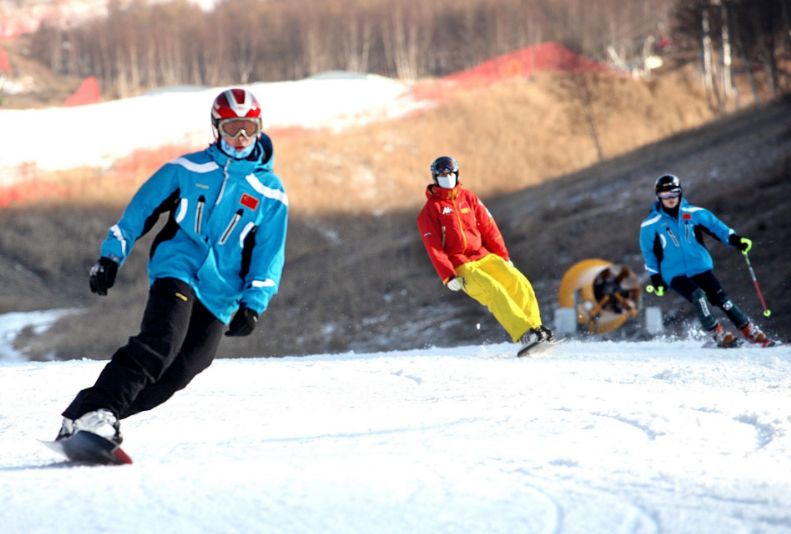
211 88 262 139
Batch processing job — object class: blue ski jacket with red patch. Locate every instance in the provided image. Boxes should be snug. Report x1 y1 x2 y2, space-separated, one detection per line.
99 135 288 324
639 198 735 285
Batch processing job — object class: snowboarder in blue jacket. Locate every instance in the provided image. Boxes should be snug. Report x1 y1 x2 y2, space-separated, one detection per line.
57 88 288 443
639 174 773 348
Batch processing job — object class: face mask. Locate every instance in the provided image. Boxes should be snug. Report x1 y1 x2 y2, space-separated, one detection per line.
221 139 256 159
437 174 457 189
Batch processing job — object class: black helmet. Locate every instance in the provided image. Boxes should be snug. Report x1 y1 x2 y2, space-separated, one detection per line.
430 156 459 184
655 174 681 197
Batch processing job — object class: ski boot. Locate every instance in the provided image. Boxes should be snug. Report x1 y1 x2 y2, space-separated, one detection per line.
710 323 740 348
740 322 776 348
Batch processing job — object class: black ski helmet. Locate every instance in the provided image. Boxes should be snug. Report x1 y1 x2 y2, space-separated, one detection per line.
655 174 681 197
430 156 459 184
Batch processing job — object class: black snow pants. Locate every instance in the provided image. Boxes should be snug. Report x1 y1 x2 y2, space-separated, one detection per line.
669 270 749 332
63 277 224 421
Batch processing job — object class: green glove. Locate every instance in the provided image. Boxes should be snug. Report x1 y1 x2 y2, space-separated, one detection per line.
647 274 666 297
729 234 752 255
647 284 665 297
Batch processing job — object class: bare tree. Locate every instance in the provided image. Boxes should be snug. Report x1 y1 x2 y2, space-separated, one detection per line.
673 0 790 105
341 18 373 73
381 6 430 80
27 0 712 97
552 45 614 162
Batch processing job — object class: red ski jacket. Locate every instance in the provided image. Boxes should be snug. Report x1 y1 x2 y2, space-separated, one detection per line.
417 184 509 284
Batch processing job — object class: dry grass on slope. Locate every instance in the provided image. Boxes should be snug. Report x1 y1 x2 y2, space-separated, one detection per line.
275 65 716 216
3 66 716 215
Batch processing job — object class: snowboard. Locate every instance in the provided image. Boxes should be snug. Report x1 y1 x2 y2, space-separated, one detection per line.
517 337 567 358
41 430 133 465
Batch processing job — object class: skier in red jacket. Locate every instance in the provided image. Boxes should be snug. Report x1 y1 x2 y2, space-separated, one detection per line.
417 156 553 354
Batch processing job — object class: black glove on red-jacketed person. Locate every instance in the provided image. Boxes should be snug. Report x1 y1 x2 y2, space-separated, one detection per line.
89 257 119 296
225 306 259 337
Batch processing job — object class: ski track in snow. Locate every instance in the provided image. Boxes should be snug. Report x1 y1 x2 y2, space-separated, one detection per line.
1 341 791 533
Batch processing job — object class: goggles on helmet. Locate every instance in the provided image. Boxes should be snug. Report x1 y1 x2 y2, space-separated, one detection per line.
433 158 457 175
219 118 261 140
657 190 681 199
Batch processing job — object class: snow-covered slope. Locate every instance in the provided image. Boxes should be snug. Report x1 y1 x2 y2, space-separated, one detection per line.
2 341 790 533
0 74 426 181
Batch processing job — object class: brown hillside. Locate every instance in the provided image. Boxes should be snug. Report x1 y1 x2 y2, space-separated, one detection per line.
277 68 718 216
2 66 716 213
1 72 789 359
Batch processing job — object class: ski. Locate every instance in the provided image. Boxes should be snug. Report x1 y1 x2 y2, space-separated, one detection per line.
702 339 781 349
41 430 133 465
701 340 742 349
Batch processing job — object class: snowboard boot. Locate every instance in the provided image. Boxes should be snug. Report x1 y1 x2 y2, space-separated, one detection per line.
73 409 123 445
536 325 555 342
710 323 739 348
518 325 555 348
740 322 775 347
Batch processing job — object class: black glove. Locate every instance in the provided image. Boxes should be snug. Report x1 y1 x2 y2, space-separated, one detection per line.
225 306 259 337
89 257 119 296
728 233 752 253
648 274 666 296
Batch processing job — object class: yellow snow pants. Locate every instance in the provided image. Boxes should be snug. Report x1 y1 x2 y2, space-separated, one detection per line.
456 254 543 342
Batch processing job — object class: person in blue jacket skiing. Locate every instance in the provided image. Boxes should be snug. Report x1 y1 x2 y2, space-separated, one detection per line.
639 174 773 348
56 88 289 444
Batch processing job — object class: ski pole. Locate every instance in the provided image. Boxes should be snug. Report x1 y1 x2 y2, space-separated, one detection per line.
742 252 772 317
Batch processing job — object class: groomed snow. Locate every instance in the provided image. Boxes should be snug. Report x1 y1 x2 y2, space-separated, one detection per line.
1 341 790 533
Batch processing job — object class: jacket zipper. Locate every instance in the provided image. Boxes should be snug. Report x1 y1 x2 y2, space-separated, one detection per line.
216 160 231 207
219 209 243 245
195 195 205 234
452 198 467 251
665 226 680 247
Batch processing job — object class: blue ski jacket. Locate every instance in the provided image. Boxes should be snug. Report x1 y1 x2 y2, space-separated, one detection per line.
99 135 288 324
639 198 735 285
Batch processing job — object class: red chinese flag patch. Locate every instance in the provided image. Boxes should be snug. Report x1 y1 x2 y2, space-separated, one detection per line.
240 193 259 210
683 213 692 220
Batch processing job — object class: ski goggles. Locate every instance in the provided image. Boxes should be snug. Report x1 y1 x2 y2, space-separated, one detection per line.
218 118 261 140
657 190 681 199
432 158 458 177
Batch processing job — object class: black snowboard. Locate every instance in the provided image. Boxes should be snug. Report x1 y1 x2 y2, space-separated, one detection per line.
42 430 133 465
